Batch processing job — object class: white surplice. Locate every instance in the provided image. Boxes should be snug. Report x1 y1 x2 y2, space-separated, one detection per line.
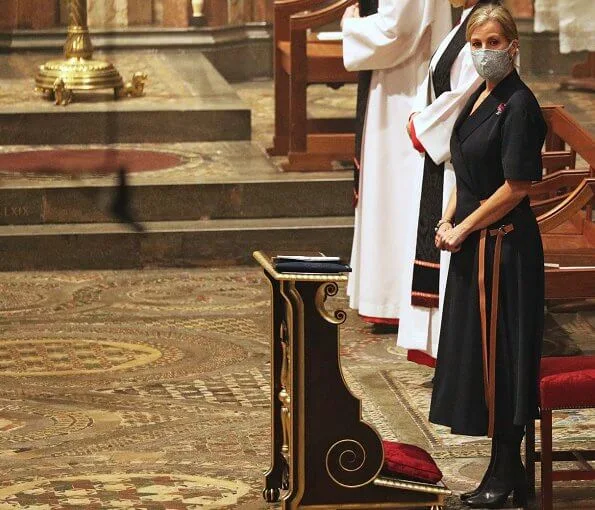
343 0 452 320
396 7 483 357
534 0 595 53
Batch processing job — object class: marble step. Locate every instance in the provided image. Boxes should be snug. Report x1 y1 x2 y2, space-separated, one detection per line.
0 178 353 225
0 216 354 270
0 53 250 145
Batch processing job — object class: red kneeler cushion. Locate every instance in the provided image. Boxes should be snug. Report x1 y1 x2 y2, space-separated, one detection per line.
382 440 443 484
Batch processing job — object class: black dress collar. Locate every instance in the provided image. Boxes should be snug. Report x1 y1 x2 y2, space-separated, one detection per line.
456 70 524 142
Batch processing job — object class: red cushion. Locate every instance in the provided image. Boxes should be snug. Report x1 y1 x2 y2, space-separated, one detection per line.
540 356 595 410
382 440 443 484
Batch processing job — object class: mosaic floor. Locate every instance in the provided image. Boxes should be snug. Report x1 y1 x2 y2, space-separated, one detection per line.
0 268 592 509
0 50 593 508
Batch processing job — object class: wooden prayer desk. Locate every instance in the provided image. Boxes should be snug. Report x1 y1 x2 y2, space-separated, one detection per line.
254 251 450 509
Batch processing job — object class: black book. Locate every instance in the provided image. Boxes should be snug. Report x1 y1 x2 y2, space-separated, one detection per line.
274 260 352 274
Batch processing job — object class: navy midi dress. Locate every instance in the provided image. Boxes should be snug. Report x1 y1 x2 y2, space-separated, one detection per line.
429 70 547 436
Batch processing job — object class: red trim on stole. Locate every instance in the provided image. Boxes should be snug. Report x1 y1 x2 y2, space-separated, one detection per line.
411 292 439 308
407 349 436 368
360 315 399 325
409 118 425 154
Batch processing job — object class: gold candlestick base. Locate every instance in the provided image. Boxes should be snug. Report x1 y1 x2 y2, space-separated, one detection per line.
37 58 123 89
36 59 148 105
35 0 145 105
36 57 125 106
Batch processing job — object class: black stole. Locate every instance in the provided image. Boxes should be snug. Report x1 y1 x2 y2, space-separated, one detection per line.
353 0 379 202
410 14 473 308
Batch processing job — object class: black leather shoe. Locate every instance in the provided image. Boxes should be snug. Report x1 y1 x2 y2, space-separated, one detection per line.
460 437 498 502
460 489 480 502
459 487 482 502
464 475 528 509
460 461 498 502
460 475 490 502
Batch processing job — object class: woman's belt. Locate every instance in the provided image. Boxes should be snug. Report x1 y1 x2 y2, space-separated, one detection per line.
478 223 514 437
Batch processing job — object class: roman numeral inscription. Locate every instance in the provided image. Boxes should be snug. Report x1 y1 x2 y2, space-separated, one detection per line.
0 202 41 225
1 206 31 217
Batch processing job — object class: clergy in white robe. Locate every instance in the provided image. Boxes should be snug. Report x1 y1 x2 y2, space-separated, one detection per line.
534 0 595 54
396 3 483 360
342 0 452 324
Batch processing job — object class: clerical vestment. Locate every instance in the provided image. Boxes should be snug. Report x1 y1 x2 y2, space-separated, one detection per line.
343 0 451 321
396 6 483 358
353 0 378 202
534 0 595 53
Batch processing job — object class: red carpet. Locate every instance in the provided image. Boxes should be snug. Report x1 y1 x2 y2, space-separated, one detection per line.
0 149 183 175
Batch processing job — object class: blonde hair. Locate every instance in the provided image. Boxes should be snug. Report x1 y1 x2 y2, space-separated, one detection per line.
466 4 519 43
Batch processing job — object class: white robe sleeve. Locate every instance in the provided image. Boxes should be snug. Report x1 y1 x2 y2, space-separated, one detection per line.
342 0 436 71
411 45 483 165
411 70 430 114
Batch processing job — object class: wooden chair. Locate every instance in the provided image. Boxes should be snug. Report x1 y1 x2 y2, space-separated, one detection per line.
525 356 595 510
524 105 595 510
540 105 594 178
268 0 358 171
536 176 595 296
534 105 595 269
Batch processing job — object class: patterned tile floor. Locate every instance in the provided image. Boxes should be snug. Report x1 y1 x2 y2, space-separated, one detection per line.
0 268 592 509
0 50 593 508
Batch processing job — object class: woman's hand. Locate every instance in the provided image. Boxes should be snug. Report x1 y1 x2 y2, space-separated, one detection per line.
434 222 453 250
341 4 360 29
437 224 470 253
434 222 452 250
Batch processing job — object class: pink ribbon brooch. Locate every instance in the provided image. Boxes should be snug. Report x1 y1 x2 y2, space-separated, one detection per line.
496 102 506 116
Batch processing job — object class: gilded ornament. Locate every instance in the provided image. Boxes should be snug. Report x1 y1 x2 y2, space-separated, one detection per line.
315 282 347 325
117 72 148 98
53 78 73 106
35 0 146 105
325 439 376 488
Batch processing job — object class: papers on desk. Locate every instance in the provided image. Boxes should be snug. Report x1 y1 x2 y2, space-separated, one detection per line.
276 255 341 262
316 31 343 41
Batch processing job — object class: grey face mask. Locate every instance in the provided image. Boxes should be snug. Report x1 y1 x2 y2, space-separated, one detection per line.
471 42 514 82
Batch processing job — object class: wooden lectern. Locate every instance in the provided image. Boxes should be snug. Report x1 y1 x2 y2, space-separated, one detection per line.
254 251 450 510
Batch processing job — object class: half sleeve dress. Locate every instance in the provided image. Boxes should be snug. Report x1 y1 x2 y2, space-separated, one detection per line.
429 70 548 436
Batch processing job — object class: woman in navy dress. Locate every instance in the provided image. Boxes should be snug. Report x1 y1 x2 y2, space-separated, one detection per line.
428 4 547 508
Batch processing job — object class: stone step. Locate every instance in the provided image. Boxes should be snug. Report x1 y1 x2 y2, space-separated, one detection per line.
0 178 353 225
0 216 354 270
0 53 250 145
